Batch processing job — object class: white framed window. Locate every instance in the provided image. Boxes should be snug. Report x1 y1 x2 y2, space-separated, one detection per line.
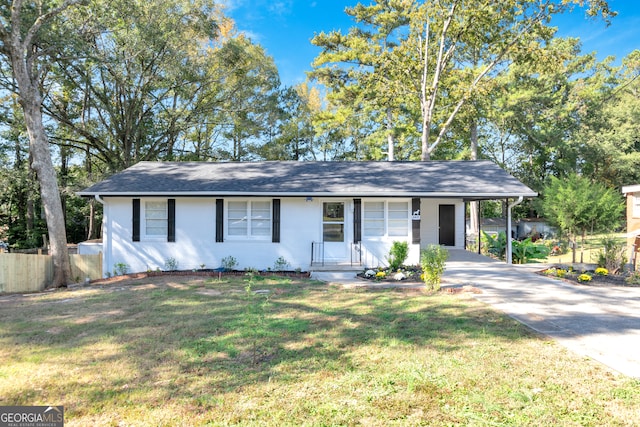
363 201 409 238
144 200 167 238
634 195 640 218
363 201 385 236
227 200 271 239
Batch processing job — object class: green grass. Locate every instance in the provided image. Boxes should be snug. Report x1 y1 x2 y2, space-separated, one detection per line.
543 233 627 265
1 274 639 426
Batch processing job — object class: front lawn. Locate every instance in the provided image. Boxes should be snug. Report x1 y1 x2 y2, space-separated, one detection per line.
1 274 639 426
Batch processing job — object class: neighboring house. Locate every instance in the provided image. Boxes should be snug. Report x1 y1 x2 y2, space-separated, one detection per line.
622 185 640 269
78 161 537 277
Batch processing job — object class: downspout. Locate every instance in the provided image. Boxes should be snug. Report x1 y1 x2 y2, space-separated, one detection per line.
506 196 524 264
94 195 108 278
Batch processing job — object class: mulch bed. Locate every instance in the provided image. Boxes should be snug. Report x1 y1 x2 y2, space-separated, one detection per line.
92 269 311 285
537 267 639 287
356 266 423 283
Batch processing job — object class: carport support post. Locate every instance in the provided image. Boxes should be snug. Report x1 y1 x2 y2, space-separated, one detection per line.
506 196 523 264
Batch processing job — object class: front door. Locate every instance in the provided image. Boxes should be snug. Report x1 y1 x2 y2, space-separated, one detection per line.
322 201 349 261
439 204 456 246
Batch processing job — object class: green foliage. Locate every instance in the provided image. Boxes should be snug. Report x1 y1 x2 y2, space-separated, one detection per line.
273 256 291 271
626 271 640 286
594 236 627 274
310 0 614 161
221 256 238 271
387 241 409 271
420 245 449 291
113 262 129 276
481 231 507 260
539 174 624 262
164 257 179 271
243 274 272 364
511 238 550 264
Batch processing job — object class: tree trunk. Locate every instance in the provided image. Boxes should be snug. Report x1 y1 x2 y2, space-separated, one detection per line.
469 119 479 238
22 100 72 286
11 53 71 288
386 108 394 161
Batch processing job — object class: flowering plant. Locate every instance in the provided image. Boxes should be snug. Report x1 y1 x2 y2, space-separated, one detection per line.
595 267 608 276
577 273 592 283
543 268 567 278
375 271 386 278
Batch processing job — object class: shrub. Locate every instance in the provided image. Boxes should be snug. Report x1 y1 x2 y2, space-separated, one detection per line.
481 231 506 260
594 236 627 274
273 256 291 271
387 241 409 271
511 238 550 264
164 257 179 271
420 245 449 291
113 262 129 276
221 256 238 271
626 271 640 286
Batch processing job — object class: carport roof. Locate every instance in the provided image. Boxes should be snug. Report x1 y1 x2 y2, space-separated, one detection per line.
77 160 537 199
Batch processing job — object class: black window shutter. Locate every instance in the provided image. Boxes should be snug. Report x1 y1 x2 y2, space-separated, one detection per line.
353 198 362 243
412 198 421 244
272 199 281 243
132 199 140 242
167 199 176 242
215 199 224 242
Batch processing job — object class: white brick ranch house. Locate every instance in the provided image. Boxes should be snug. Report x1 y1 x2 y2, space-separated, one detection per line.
78 161 537 277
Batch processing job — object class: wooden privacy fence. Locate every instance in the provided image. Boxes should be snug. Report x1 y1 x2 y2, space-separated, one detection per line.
0 253 102 293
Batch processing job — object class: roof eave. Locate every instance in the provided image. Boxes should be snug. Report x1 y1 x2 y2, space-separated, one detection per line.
622 185 640 194
77 191 538 198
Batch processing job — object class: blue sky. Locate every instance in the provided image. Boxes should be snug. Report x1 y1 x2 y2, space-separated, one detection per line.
224 0 640 88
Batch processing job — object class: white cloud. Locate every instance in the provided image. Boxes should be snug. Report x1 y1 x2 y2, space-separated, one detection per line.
268 1 293 17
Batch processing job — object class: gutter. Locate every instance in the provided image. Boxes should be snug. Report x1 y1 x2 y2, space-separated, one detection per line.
77 191 538 199
506 196 524 264
94 195 107 278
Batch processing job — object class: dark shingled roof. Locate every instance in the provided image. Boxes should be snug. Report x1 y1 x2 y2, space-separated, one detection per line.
77 161 537 199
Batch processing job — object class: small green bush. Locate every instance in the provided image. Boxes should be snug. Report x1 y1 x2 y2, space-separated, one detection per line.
481 231 507 260
164 257 179 271
594 236 627 274
273 256 291 271
221 256 238 271
511 238 550 264
626 271 640 285
387 241 409 271
113 262 129 276
420 245 449 291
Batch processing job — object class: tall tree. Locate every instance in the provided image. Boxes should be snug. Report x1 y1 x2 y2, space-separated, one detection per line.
575 50 640 186
540 174 623 263
43 0 222 172
310 1 412 160
0 0 85 287
311 0 615 161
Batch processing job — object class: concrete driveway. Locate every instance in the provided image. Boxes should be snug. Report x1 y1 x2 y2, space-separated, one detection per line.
444 250 640 378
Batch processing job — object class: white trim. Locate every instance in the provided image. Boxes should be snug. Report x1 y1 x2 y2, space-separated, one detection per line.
362 199 410 239
224 199 272 241
622 185 640 194
633 195 640 218
142 199 168 241
627 228 640 238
